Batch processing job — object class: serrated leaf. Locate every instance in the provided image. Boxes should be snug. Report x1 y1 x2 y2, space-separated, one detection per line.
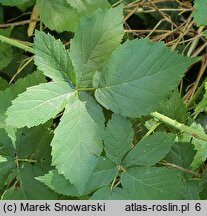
95 39 197 118
70 6 124 87
157 89 188 122
36 0 78 32
51 92 104 194
38 157 117 197
84 157 117 194
67 0 110 16
34 31 74 83
103 114 133 165
0 71 46 128
90 186 127 200
193 0 207 27
178 122 207 169
0 28 13 70
0 128 15 157
121 167 186 199
36 169 80 197
123 132 175 167
195 82 207 115
2 164 58 200
1 122 58 200
6 82 74 128
0 157 15 191
165 142 196 171
0 77 8 91
0 0 30 6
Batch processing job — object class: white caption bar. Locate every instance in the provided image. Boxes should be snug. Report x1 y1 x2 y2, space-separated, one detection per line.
0 200 206 216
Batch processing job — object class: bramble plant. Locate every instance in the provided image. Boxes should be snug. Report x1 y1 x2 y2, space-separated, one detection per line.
0 0 207 200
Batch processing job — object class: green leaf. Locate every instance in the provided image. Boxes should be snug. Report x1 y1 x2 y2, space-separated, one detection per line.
51 92 105 194
0 0 30 6
193 0 207 27
165 142 196 171
84 157 117 194
0 28 13 70
184 179 201 200
0 70 46 128
0 128 15 157
70 6 124 87
36 169 80 197
195 82 207 115
157 89 188 122
67 0 110 16
1 123 58 200
94 39 197 118
0 156 15 191
123 132 175 167
178 122 207 170
90 186 127 200
34 31 74 83
121 167 186 199
103 114 133 165
2 164 58 200
6 81 74 128
38 157 117 197
0 78 8 91
36 0 78 32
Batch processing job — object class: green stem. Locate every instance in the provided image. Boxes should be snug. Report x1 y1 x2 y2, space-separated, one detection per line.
0 35 34 54
151 111 207 142
76 87 96 91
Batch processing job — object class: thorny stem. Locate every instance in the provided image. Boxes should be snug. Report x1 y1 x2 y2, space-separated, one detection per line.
0 35 34 53
151 111 207 142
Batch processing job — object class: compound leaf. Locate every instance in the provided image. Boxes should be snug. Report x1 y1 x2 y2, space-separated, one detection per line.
51 92 104 194
70 5 124 87
123 132 175 167
95 39 197 118
103 114 133 165
6 82 74 128
34 31 74 83
36 0 78 32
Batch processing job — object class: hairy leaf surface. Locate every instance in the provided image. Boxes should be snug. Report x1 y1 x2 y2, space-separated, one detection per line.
51 92 104 194
95 39 197 117
70 6 124 87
